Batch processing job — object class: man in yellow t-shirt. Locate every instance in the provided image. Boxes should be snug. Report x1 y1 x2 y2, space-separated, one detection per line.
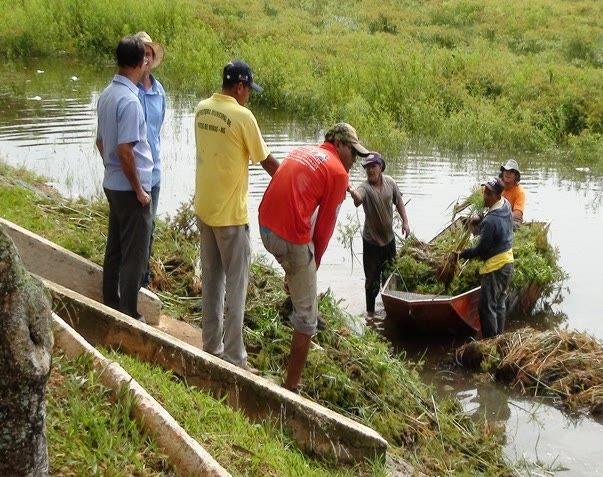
500 159 525 228
194 60 279 369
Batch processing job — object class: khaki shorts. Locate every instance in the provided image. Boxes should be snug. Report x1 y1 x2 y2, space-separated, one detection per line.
260 228 318 336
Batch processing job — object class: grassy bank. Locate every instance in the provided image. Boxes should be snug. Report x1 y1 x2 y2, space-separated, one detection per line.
1 162 515 474
48 353 174 476
0 0 601 169
104 350 386 476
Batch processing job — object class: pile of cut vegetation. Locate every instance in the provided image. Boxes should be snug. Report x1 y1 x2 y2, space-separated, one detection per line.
389 188 565 300
456 328 603 415
245 266 507 475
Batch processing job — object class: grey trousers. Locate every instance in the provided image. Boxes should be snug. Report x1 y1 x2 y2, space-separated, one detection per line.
102 188 152 319
260 228 318 336
479 263 514 338
198 219 250 367
142 182 160 286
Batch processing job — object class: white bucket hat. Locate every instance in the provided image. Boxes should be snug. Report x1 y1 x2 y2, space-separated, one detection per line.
500 159 521 181
135 31 165 69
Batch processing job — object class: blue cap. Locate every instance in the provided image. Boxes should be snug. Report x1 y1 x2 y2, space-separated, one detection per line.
361 152 385 171
223 60 263 92
482 177 504 195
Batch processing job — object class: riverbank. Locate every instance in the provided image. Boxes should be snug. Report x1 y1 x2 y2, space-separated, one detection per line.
0 162 514 475
1 0 601 169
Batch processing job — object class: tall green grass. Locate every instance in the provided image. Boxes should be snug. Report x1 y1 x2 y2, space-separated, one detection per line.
0 0 601 168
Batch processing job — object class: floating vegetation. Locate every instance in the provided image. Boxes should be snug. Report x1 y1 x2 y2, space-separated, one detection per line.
456 328 603 415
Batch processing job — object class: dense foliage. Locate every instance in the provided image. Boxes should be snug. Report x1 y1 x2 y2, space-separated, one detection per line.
0 0 601 169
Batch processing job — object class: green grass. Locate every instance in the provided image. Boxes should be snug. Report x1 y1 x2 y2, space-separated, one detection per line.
105 350 386 476
47 353 174 476
0 0 601 170
1 162 514 475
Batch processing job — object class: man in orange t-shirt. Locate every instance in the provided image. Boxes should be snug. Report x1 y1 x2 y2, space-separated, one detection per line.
259 122 369 392
500 159 525 227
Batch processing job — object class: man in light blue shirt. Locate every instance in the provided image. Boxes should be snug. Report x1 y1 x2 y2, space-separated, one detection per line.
135 31 167 286
96 35 153 322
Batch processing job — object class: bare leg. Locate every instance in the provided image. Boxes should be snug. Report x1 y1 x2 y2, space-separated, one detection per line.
284 331 312 391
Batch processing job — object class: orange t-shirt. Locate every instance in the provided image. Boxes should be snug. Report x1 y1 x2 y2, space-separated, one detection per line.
258 142 348 267
502 183 526 213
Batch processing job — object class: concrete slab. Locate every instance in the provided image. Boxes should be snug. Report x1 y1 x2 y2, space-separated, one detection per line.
0 217 161 324
44 278 388 464
157 314 203 349
52 312 230 477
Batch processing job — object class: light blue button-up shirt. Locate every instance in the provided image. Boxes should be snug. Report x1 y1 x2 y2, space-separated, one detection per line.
138 76 166 187
97 75 153 191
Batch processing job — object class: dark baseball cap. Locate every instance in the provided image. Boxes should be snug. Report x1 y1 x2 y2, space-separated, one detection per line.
482 177 504 195
361 152 386 171
223 60 263 92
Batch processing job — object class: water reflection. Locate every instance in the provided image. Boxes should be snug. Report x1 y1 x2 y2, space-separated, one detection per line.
1 58 602 476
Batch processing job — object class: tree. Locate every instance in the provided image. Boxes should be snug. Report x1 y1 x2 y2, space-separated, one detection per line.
0 228 53 476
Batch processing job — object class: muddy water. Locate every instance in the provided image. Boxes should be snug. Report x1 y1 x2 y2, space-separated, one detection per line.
1 59 602 475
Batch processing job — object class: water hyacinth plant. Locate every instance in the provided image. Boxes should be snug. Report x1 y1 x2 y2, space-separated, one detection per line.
456 327 603 416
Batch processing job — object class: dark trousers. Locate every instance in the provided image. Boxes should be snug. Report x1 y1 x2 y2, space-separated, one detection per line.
142 183 160 286
479 263 514 338
103 188 152 319
363 238 396 313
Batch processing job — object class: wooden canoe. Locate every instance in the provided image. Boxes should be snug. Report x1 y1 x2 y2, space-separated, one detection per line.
381 220 546 335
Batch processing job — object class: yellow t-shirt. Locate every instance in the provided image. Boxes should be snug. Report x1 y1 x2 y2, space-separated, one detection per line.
194 93 270 226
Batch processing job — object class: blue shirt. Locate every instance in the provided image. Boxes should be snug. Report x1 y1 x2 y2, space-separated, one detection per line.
138 76 166 187
97 75 153 191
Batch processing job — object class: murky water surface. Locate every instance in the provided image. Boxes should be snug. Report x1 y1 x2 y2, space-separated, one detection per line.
1 59 602 475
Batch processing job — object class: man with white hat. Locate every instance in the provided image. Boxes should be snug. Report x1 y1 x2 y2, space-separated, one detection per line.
135 31 167 285
500 159 525 227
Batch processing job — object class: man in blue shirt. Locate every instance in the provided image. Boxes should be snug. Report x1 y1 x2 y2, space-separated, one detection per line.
96 36 153 322
135 31 166 286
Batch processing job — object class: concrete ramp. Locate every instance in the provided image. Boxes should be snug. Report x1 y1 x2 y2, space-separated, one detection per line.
53 313 230 477
44 278 388 464
0 217 161 324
